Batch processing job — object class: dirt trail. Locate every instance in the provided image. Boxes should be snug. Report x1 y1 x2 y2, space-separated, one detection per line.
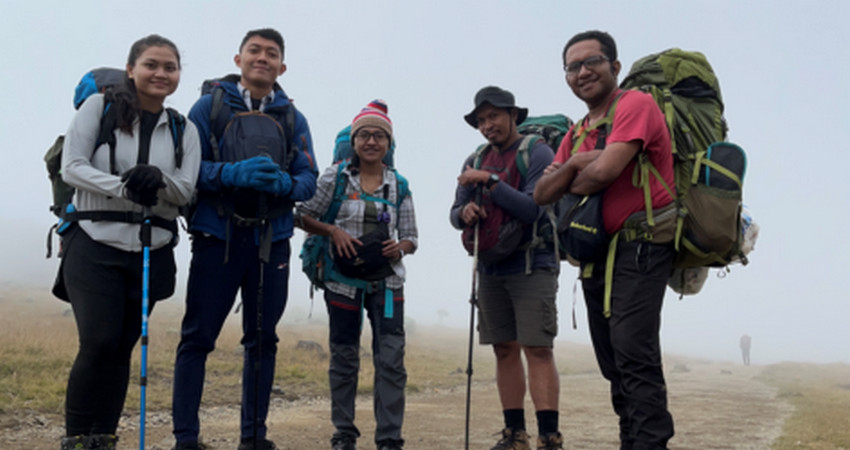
0 361 791 449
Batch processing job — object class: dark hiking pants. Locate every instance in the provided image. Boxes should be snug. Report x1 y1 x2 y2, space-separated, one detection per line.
62 226 174 435
582 240 675 450
325 288 406 444
172 231 290 443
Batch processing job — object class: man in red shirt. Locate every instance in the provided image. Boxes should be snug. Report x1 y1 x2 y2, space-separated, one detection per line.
535 30 676 450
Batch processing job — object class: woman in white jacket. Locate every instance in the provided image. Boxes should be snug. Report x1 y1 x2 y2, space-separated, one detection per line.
56 34 200 450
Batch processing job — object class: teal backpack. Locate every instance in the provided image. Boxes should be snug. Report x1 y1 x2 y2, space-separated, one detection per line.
299 159 410 295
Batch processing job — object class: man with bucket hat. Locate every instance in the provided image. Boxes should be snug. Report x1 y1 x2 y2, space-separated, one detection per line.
450 86 563 449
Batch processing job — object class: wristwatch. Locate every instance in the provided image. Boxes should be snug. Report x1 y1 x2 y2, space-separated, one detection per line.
486 173 500 189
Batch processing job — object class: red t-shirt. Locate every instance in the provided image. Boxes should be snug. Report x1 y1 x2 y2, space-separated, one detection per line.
554 90 674 234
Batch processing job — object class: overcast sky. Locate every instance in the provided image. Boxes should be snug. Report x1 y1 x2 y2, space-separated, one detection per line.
1 0 848 365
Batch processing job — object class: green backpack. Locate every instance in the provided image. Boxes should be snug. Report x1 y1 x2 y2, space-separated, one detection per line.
620 48 748 270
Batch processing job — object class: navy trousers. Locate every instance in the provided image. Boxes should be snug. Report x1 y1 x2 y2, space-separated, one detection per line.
172 229 290 443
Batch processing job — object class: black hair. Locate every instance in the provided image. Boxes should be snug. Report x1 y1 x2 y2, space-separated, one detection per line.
562 30 617 66
107 34 181 134
240 28 285 61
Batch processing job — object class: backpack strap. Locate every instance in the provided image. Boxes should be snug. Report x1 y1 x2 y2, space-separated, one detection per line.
166 107 185 169
96 102 119 175
208 86 226 163
321 163 409 299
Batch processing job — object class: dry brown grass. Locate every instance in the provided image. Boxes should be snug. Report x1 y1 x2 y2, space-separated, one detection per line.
0 287 502 416
6 286 849 449
759 362 850 449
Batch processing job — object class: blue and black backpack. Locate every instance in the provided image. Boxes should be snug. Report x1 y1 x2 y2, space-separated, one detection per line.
196 74 297 225
45 68 185 257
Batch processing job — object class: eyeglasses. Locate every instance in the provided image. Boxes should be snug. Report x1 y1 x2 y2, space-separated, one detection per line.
355 131 389 143
563 55 609 77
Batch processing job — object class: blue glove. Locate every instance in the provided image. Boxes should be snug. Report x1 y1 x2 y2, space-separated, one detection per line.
219 156 279 188
256 170 293 196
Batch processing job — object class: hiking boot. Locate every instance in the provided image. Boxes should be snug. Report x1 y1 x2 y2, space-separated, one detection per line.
60 435 86 450
536 431 564 449
236 438 278 450
376 438 404 450
331 435 357 450
491 428 531 450
173 441 208 450
87 434 118 450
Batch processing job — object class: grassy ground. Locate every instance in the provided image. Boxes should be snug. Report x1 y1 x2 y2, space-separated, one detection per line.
759 362 850 449
0 290 501 417
3 289 850 449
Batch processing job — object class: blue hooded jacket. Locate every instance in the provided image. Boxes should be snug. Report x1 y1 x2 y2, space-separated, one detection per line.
187 80 317 242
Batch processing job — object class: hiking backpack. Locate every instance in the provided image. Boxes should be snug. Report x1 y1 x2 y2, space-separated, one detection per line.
462 113 573 269
299 159 410 294
45 69 185 257
196 75 297 225
619 48 748 271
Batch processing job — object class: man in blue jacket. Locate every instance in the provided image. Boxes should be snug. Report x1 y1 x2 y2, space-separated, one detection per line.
172 28 317 450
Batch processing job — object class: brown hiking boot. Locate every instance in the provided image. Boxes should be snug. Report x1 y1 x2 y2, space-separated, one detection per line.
536 431 564 449
491 428 531 450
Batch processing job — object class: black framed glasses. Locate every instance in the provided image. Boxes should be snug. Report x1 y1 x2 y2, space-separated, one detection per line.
564 55 609 76
355 131 389 143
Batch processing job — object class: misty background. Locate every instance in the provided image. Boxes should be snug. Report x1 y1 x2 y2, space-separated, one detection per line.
1 0 848 365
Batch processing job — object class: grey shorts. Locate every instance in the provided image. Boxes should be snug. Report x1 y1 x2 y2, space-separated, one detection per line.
476 269 559 347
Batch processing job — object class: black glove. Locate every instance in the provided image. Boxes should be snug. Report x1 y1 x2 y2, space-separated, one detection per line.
121 164 165 206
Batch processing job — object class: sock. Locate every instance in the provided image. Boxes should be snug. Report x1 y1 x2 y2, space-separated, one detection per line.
536 410 559 435
503 409 525 431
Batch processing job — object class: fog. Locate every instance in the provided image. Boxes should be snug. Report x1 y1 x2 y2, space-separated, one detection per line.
1 0 849 366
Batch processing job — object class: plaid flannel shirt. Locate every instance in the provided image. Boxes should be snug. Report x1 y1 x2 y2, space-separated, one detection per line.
297 163 418 299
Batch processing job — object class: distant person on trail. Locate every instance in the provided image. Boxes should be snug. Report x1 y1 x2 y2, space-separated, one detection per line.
534 30 677 449
53 35 200 450
740 334 751 366
170 28 317 450
296 99 418 450
450 86 562 450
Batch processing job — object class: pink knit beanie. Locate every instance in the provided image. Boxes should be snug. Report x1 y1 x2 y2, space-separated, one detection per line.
351 99 392 138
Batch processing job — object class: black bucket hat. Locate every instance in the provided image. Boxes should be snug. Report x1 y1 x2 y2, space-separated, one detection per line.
464 86 529 128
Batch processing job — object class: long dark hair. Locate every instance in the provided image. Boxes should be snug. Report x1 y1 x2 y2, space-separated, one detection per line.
105 34 181 134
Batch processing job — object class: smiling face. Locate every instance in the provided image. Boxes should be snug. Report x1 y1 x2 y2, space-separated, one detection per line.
475 103 517 147
127 45 180 110
353 126 390 165
235 35 286 93
564 38 621 109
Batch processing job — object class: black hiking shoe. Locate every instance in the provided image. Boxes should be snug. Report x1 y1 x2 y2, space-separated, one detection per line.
236 437 278 450
376 438 404 450
536 431 564 449
87 434 118 450
60 435 86 450
491 428 531 450
173 441 208 450
331 434 357 450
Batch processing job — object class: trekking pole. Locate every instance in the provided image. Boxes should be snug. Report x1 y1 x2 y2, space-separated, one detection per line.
464 188 482 450
139 206 152 450
253 194 270 450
